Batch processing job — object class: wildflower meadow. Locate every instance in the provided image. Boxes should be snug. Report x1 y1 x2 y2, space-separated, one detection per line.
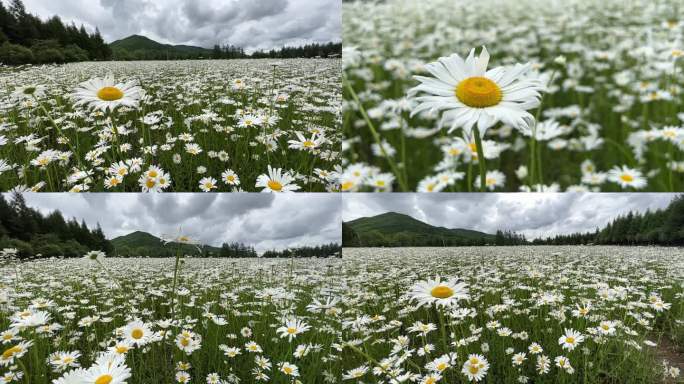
342 0 684 192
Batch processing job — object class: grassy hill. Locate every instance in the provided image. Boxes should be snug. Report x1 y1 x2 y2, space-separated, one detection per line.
110 231 221 257
345 212 495 247
109 35 212 59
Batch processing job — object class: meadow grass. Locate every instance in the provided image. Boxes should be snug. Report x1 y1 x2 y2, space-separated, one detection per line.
341 0 684 192
0 59 341 192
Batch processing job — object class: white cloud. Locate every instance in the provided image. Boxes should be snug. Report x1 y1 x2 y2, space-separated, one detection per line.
342 193 675 239
9 0 340 52
14 193 340 253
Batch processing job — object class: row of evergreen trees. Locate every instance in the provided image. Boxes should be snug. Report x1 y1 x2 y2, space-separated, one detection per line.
342 224 527 247
0 0 112 65
219 242 258 258
250 42 342 59
261 243 341 258
0 193 113 259
532 195 684 246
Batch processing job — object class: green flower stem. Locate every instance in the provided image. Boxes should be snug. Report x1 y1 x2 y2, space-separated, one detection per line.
35 98 83 169
170 246 182 319
343 74 408 191
472 127 487 192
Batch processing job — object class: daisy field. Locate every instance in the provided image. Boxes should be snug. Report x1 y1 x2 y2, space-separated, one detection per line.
0 59 341 192
342 0 684 192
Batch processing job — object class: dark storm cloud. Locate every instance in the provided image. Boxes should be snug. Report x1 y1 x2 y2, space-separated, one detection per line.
13 0 340 52
17 193 340 253
343 193 675 239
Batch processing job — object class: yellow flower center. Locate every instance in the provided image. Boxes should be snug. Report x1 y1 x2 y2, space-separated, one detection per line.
180 338 190 346
131 328 143 339
283 366 293 375
486 177 496 186
436 362 447 371
426 378 437 384
2 346 21 359
376 180 385 187
227 175 235 181
341 181 354 191
430 285 454 299
455 77 502 108
95 374 113 384
469 365 480 374
145 179 156 189
565 336 575 344
116 346 128 353
286 327 297 334
268 180 283 191
97 87 124 101
303 140 315 148
619 174 634 183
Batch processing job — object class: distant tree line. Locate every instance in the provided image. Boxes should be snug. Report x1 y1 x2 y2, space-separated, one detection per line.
0 0 111 65
532 195 684 246
494 230 528 245
219 242 258 258
342 223 495 247
250 42 342 59
0 193 113 259
114 244 215 258
261 243 341 258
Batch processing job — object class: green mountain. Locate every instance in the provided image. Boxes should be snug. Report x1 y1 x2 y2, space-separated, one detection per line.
345 212 495 247
110 231 221 257
109 35 212 58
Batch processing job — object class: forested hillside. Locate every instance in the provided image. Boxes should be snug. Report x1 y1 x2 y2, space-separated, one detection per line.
0 193 112 258
0 0 111 64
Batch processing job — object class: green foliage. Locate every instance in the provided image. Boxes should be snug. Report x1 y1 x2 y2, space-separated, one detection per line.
0 0 111 65
261 243 341 258
0 42 34 64
345 212 495 247
251 42 342 59
110 231 219 257
31 39 65 63
0 236 33 259
63 43 89 62
0 193 113 259
342 222 359 246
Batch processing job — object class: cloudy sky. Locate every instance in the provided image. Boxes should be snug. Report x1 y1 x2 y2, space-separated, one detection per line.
8 0 340 52
343 194 676 239
16 193 340 253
